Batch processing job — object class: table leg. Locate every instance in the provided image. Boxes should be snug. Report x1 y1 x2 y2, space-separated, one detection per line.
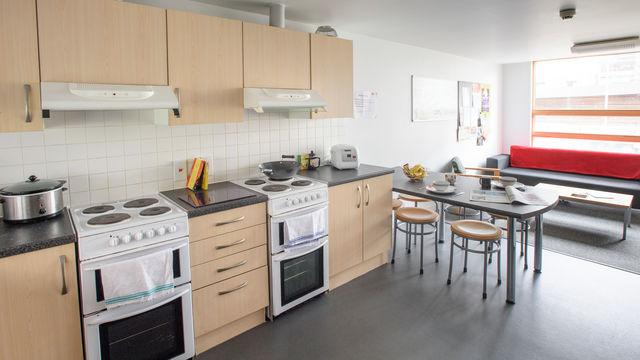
623 207 631 240
534 214 543 273
438 202 445 243
506 217 516 304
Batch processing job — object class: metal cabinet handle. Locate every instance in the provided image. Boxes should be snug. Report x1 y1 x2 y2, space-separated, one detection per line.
217 260 248 273
356 186 362 208
215 238 246 250
24 84 31 123
365 184 371 206
172 87 181 118
216 216 245 227
218 281 248 295
59 255 68 295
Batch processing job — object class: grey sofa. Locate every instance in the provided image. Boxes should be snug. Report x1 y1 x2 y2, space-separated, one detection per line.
487 154 640 209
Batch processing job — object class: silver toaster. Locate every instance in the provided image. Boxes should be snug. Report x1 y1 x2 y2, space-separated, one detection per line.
330 144 360 170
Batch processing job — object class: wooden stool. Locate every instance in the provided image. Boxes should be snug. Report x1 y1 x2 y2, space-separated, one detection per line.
392 207 440 275
392 199 403 211
398 194 438 245
447 220 503 299
488 213 530 269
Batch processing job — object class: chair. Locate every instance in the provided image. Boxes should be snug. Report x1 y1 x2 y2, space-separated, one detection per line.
447 220 502 299
398 194 438 245
392 207 439 275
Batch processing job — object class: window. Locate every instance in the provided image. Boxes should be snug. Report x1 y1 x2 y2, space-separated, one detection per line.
532 52 640 153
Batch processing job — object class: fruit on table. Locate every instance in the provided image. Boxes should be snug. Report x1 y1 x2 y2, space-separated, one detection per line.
403 163 426 178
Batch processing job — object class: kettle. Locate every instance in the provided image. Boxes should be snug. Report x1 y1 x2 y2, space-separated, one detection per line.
308 150 321 170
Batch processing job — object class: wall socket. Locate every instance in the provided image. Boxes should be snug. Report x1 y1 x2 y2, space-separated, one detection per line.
173 159 187 181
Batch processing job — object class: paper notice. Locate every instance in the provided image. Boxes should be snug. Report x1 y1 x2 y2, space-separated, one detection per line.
354 91 378 119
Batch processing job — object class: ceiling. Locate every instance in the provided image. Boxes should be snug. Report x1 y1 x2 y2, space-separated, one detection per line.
192 0 640 64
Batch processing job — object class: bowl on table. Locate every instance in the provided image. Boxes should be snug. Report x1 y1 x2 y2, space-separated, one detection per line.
499 176 517 187
402 163 427 182
433 180 450 192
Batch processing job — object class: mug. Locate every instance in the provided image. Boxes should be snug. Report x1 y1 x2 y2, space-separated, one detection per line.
479 176 491 190
444 173 457 185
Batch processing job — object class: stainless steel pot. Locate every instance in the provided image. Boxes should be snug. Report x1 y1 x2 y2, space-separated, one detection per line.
258 155 301 180
0 175 67 223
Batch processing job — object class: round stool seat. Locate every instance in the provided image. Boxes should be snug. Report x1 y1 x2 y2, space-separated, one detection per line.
451 220 502 240
396 207 439 224
392 199 403 211
488 212 507 219
398 194 433 203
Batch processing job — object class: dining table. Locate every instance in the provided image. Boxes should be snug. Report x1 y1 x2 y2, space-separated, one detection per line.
392 168 560 304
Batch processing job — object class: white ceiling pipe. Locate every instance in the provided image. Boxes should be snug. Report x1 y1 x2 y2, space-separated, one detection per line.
269 3 285 28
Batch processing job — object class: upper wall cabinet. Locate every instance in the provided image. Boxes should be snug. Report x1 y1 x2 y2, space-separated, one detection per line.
0 0 42 132
311 34 354 119
243 23 310 89
167 10 243 124
37 0 167 85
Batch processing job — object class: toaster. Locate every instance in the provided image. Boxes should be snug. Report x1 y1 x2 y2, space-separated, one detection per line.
331 144 360 169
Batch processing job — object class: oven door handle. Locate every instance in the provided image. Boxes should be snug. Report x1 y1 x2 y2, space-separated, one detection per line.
272 238 328 261
84 285 190 326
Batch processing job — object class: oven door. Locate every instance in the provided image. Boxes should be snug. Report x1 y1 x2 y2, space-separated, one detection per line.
270 237 329 317
84 283 194 360
269 203 328 254
80 237 191 315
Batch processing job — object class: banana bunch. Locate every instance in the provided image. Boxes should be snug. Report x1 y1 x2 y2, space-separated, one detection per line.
403 163 426 179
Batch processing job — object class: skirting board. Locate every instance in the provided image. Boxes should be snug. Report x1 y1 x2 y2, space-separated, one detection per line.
195 308 266 354
329 252 388 290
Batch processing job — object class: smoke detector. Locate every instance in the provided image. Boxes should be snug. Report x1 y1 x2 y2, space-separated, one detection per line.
560 8 576 20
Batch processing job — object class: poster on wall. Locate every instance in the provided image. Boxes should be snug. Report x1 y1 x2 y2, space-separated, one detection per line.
354 90 378 119
457 81 491 145
411 76 457 122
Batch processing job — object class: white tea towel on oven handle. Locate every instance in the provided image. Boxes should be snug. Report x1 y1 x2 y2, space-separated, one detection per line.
284 206 328 247
100 249 174 309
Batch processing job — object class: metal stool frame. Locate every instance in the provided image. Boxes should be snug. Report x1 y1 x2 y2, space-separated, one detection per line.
391 213 439 275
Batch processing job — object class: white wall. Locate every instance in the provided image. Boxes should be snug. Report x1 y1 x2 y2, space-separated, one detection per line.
502 62 532 153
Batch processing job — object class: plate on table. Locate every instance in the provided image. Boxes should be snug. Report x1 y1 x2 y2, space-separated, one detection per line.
426 185 456 194
492 181 526 190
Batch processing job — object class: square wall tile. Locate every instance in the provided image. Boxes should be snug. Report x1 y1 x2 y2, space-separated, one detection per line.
21 132 44 147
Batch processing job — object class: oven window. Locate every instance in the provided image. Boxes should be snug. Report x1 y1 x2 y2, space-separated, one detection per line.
280 246 324 306
98 297 185 360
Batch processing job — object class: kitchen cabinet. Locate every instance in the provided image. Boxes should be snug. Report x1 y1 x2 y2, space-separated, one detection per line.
311 34 354 119
243 22 311 89
167 10 243 125
328 174 392 289
189 203 268 354
0 0 42 132
37 0 167 85
0 244 83 359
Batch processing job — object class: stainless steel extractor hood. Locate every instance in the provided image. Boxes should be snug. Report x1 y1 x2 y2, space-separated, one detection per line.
40 82 180 118
243 88 328 113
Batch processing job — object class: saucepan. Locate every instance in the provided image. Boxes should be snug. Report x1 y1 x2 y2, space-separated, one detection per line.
259 155 301 180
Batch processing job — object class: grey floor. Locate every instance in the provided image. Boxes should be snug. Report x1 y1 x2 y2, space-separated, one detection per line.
199 232 640 360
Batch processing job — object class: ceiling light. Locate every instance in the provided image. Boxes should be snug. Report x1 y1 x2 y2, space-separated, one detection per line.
571 36 640 54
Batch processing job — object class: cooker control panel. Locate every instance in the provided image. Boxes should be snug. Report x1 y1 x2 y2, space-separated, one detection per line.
269 188 328 215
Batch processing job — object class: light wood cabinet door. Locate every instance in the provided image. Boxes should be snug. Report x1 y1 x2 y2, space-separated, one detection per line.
167 10 243 124
363 174 393 260
328 180 364 276
0 244 83 360
37 0 167 85
0 0 42 132
243 22 310 89
311 34 353 119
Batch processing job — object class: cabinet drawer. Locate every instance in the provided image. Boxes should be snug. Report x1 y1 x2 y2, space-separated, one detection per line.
192 245 267 290
189 203 266 242
192 266 269 336
190 223 266 265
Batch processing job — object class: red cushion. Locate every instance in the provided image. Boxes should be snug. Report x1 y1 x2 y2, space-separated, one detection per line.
510 145 640 180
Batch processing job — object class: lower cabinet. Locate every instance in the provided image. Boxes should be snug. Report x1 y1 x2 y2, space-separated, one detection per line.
188 204 269 354
0 244 83 360
329 174 392 289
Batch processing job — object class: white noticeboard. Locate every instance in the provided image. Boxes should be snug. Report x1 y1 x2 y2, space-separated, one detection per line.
411 76 457 122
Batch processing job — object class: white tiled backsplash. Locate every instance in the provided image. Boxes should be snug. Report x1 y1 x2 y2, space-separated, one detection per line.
0 110 346 208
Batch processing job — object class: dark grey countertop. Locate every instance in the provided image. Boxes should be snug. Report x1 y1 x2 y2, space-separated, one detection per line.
161 181 268 218
392 167 559 219
299 164 394 187
0 209 77 259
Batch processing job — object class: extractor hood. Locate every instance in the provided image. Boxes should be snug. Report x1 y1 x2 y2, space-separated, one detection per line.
243 88 328 113
40 82 180 118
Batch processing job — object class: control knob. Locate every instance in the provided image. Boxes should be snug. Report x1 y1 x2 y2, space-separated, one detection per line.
134 232 144 241
292 199 299 205
108 238 119 247
168 225 177 233
304 196 310 202
120 234 131 244
145 230 155 238
156 227 166 236
285 200 292 207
